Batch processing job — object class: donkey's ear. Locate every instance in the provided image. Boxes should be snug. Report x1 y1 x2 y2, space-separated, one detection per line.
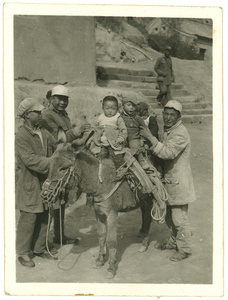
57 126 67 144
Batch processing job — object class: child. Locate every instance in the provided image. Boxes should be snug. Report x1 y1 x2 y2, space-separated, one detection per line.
120 95 150 170
90 95 127 169
136 102 159 138
136 101 160 169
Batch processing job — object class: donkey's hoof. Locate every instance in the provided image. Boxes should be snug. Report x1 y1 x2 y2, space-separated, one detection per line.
138 245 148 253
106 271 115 279
93 260 104 269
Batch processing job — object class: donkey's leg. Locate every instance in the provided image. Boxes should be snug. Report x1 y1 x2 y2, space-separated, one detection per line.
106 210 118 279
93 211 107 269
138 205 146 237
138 200 153 253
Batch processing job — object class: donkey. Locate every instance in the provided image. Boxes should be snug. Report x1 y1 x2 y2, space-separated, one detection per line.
42 139 160 279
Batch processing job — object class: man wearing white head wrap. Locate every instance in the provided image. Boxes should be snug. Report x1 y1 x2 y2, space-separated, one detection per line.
140 100 196 262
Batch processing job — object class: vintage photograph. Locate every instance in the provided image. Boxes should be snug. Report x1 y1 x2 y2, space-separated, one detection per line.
3 3 223 297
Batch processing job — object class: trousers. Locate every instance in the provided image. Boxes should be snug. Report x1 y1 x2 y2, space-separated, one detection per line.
157 83 172 106
16 210 48 255
165 204 192 254
100 146 124 169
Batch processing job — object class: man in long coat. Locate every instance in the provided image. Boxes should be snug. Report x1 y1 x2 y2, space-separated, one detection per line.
140 100 196 261
41 85 90 245
15 98 58 268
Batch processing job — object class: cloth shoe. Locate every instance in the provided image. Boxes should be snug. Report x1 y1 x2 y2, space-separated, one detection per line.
170 251 190 262
33 252 58 260
138 159 150 170
18 255 35 268
154 242 177 250
155 100 162 105
44 247 58 255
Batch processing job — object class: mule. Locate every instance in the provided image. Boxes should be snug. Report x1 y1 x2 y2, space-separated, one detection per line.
43 141 159 279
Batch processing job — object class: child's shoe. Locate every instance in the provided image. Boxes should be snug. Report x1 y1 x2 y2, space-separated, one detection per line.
138 153 150 170
138 158 150 170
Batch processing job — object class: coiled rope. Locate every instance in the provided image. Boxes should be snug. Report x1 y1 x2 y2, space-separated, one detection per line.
146 165 169 224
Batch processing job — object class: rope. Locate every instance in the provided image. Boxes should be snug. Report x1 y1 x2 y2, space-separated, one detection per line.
42 167 75 259
151 202 167 224
98 160 103 183
147 173 169 224
57 252 82 271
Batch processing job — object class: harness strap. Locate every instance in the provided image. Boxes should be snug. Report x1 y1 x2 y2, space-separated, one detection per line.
94 179 124 203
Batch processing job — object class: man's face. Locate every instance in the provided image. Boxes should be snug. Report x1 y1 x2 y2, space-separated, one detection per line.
123 102 136 116
27 111 42 126
163 108 180 128
52 95 69 111
164 50 171 58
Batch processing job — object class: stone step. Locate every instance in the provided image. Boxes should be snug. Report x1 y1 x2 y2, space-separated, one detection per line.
104 80 184 90
183 109 212 115
99 73 158 83
157 114 212 124
96 65 155 77
145 95 199 103
154 108 212 115
149 102 209 110
139 89 191 97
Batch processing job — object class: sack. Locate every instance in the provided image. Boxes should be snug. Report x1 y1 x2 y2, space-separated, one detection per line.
157 75 164 82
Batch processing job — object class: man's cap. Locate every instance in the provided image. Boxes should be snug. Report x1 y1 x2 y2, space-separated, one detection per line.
164 100 182 114
165 46 172 52
17 98 44 117
52 85 69 97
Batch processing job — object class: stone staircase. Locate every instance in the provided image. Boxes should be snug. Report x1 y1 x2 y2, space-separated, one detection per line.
96 64 212 123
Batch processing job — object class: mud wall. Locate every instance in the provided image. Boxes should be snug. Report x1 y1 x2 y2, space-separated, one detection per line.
14 16 96 86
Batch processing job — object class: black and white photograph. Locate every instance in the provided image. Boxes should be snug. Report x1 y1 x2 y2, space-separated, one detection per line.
3 2 223 297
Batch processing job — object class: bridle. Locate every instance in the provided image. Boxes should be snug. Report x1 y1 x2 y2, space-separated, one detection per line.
41 166 76 209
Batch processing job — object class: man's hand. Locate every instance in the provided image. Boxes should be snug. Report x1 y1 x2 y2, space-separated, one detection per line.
140 126 153 140
140 126 158 146
72 123 91 137
82 123 91 132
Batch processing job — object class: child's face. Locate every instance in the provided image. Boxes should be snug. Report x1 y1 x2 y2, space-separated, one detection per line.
123 102 136 116
140 109 149 120
103 100 118 118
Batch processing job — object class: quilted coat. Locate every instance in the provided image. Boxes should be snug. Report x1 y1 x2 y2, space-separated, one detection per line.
151 120 196 205
15 125 57 213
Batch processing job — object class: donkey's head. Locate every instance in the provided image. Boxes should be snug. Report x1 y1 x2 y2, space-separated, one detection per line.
41 127 93 208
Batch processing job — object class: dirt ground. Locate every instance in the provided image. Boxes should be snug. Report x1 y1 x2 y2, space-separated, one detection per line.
16 120 213 285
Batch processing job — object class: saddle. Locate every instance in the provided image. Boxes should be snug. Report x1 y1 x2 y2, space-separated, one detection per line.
116 149 161 195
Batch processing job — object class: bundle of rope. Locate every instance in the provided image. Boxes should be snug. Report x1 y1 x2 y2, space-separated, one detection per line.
146 167 169 224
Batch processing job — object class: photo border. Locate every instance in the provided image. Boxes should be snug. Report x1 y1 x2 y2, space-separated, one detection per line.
3 2 223 297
